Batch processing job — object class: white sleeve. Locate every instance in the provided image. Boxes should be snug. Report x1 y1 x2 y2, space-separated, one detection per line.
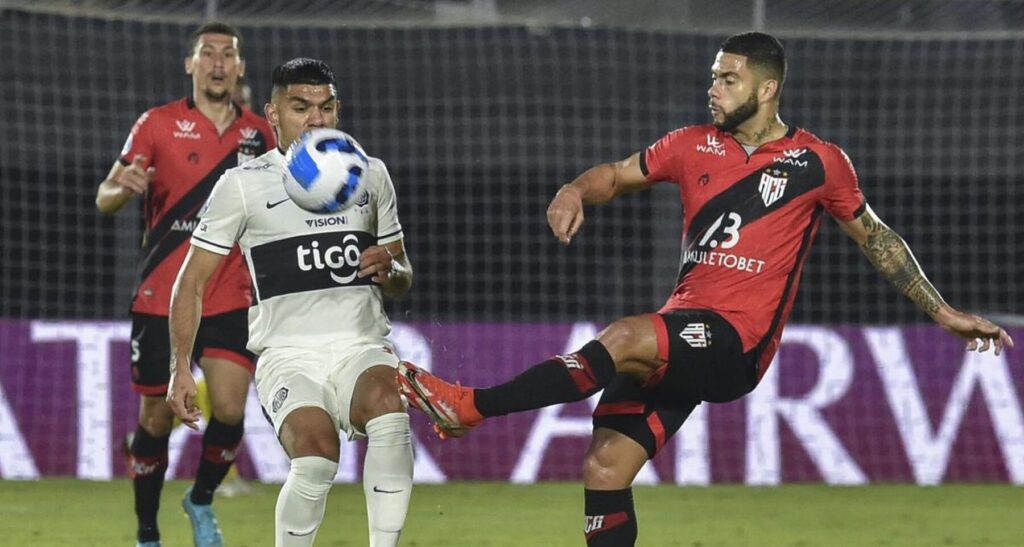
372 158 404 245
192 172 246 255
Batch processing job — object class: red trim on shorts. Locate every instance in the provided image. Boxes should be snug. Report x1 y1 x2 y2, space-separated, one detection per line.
132 383 168 396
593 401 645 417
647 412 667 453
649 314 669 362
203 348 255 374
642 364 668 388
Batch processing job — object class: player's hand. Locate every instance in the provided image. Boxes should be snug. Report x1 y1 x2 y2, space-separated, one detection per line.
547 185 584 245
115 154 155 195
166 367 202 430
935 308 1015 356
358 245 395 283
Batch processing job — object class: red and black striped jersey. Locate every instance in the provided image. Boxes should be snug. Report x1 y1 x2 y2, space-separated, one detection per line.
119 97 275 316
642 125 864 379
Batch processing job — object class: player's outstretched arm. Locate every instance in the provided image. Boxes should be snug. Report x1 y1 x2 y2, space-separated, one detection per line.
95 155 154 214
547 152 652 245
840 204 1014 355
167 245 226 428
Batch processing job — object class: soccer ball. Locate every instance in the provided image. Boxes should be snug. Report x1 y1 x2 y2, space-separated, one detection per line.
283 128 369 213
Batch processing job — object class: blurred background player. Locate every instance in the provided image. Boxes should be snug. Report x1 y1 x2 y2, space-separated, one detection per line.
167 58 416 547
397 32 1014 546
95 21 274 547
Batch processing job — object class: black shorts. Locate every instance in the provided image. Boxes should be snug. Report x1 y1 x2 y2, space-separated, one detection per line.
592 309 758 458
129 309 255 395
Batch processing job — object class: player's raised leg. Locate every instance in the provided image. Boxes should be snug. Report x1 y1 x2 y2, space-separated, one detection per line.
349 364 413 547
398 314 662 437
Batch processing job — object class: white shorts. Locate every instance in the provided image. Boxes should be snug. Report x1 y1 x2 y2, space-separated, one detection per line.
255 338 401 440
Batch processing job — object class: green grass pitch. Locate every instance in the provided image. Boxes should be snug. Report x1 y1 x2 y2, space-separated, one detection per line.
1 479 1022 546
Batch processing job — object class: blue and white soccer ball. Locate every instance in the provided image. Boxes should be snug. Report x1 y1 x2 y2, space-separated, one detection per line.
283 128 369 214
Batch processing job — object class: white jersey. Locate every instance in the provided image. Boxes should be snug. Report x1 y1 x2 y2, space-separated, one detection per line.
191 148 403 354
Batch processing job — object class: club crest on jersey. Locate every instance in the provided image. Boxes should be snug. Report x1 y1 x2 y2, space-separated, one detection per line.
680 323 711 348
237 127 263 164
173 119 200 140
696 134 726 156
353 190 370 208
759 168 789 207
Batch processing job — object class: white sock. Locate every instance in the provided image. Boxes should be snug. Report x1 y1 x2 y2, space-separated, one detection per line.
275 456 338 547
363 412 414 547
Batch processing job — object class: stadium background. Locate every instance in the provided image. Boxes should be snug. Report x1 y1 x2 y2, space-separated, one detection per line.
3 0 1022 323
0 2 1023 543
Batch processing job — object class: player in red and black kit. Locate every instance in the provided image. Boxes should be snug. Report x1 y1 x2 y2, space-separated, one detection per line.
396 32 1014 546
95 22 273 547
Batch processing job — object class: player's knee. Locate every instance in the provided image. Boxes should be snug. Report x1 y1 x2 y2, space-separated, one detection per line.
288 456 338 497
582 447 633 490
290 429 340 460
351 366 406 429
597 316 657 371
281 409 341 460
365 412 411 446
210 400 246 425
139 396 174 436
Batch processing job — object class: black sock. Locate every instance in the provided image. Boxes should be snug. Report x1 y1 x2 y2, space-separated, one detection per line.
191 417 244 505
129 425 169 543
584 488 638 547
475 340 616 417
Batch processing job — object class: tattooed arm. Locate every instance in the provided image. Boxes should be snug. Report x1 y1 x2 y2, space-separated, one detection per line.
839 204 1013 355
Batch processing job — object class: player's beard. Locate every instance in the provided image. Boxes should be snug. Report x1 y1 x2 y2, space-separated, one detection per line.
203 88 231 102
714 91 759 133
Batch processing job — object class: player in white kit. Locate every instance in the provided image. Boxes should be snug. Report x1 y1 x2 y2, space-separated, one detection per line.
167 58 415 547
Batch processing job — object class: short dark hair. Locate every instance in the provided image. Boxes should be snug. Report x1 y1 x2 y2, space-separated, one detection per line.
720 32 786 89
271 58 337 94
188 21 242 57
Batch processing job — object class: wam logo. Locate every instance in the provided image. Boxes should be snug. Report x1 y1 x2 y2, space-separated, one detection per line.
773 147 808 167
173 119 200 140
239 127 259 141
696 134 726 156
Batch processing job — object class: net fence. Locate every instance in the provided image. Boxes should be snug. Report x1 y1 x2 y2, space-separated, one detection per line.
1 4 1020 323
